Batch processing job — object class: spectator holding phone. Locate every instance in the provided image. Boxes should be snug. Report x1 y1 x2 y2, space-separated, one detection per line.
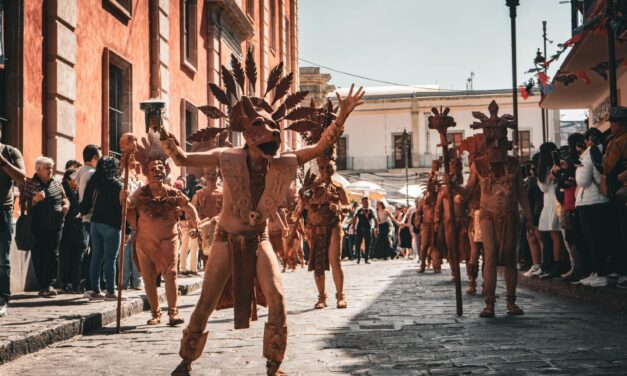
575 129 611 287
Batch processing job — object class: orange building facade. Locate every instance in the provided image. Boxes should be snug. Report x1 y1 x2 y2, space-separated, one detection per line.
0 0 300 177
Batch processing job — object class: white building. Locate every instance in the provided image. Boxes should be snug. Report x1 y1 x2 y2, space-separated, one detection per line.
330 86 560 171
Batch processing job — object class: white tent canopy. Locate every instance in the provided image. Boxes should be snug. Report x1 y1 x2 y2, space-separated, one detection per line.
397 184 425 198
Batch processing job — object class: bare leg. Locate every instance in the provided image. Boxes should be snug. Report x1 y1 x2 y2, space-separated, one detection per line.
177 241 232 371
527 229 542 266
418 228 429 272
479 217 497 318
504 264 523 315
313 275 326 309
550 231 562 262
137 250 161 324
329 228 346 308
256 240 288 375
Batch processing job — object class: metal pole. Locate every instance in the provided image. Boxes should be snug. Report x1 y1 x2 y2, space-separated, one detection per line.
571 0 579 35
116 153 130 333
542 21 548 143
607 1 618 107
507 1 520 155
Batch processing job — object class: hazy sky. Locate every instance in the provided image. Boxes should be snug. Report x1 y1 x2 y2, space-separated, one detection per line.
299 0 577 92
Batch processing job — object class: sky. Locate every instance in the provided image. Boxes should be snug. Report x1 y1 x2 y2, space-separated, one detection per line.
299 0 578 93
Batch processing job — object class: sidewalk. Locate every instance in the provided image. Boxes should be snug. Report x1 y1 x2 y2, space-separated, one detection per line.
518 273 627 313
0 275 204 364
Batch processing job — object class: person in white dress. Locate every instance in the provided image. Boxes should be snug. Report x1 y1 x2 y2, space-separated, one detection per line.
536 142 565 279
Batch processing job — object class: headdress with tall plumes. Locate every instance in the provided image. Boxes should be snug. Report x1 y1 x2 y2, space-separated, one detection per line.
459 134 487 166
189 48 313 140
135 131 171 176
285 99 338 161
470 100 515 150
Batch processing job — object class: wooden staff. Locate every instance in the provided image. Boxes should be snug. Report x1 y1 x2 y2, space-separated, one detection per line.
428 107 463 316
116 134 137 333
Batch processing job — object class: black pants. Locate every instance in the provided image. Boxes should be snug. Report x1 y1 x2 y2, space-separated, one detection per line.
609 202 627 275
32 228 62 291
80 222 92 290
355 229 372 262
0 210 13 303
577 203 611 276
59 219 87 289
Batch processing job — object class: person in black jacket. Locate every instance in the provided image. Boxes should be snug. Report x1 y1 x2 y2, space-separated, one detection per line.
59 168 84 293
80 156 128 301
20 156 69 297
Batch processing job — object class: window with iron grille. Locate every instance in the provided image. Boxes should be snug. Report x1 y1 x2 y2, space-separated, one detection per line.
182 0 198 69
519 130 531 160
108 65 124 156
270 0 277 52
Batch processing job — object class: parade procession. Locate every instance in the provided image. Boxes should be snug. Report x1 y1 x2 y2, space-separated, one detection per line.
1 1 627 375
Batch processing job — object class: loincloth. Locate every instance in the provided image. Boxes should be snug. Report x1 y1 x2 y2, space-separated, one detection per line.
214 228 268 330
479 209 518 267
306 224 338 278
420 222 435 248
135 233 178 275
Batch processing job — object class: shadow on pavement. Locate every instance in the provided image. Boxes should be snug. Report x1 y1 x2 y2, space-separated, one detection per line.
322 266 627 375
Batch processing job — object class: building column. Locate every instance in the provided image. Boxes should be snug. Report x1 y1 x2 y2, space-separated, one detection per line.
157 0 169 118
411 101 421 167
45 0 77 171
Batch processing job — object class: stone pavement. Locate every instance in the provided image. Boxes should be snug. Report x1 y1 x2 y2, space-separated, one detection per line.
2 260 627 376
0 276 203 364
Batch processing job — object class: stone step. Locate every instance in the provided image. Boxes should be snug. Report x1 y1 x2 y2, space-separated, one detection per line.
0 276 204 364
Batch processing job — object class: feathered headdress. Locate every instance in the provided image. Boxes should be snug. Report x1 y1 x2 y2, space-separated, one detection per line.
470 100 515 150
189 49 313 140
135 131 171 176
285 99 338 161
459 134 487 166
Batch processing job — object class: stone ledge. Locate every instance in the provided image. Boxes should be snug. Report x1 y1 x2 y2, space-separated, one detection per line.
0 278 203 365
518 273 627 314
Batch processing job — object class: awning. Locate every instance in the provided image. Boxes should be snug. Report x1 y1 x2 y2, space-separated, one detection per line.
541 31 627 110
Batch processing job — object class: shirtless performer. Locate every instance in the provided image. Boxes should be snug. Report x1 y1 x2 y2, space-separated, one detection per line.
191 167 223 265
162 51 365 375
451 101 536 318
459 135 487 295
289 100 349 309
125 131 200 326
435 150 470 280
416 161 442 273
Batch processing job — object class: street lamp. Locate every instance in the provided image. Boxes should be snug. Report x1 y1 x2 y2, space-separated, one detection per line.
402 129 410 206
534 48 548 143
506 0 520 156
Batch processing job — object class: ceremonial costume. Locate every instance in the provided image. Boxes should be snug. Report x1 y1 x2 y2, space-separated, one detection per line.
161 50 364 375
455 101 535 318
127 132 199 326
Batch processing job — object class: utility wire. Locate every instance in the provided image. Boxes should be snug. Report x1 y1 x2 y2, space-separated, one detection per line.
298 57 463 92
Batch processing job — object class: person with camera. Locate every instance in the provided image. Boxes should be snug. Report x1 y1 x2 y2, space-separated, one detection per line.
575 128 612 288
601 107 627 289
0 117 26 317
553 135 590 283
536 143 565 279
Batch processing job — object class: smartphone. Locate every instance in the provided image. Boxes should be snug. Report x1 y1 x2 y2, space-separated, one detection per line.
551 150 560 166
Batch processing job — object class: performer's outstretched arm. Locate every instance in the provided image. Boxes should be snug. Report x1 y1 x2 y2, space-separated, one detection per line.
295 85 365 165
161 135 224 168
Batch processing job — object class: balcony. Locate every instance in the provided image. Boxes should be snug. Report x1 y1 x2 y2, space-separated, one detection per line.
205 0 254 41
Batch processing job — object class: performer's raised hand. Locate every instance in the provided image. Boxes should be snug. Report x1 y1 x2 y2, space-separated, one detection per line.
336 84 365 119
160 133 181 158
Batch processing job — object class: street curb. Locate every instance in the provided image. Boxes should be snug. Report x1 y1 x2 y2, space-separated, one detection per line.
518 273 627 314
0 279 204 365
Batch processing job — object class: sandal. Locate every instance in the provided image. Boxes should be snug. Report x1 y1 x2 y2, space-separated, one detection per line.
147 310 162 325
168 308 185 326
314 293 327 309
336 293 347 309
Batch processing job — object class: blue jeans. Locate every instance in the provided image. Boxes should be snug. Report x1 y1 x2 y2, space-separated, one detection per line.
0 210 13 304
122 231 142 289
90 222 121 294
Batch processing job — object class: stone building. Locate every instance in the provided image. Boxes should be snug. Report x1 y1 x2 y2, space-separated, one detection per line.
328 85 559 171
0 0 300 292
0 0 300 177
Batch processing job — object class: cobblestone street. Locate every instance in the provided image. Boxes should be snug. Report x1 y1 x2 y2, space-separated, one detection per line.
2 260 627 376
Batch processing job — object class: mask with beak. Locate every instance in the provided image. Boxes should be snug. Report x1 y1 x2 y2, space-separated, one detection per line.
190 48 315 159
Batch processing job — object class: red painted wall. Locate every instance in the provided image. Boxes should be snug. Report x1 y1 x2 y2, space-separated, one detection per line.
21 2 44 176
